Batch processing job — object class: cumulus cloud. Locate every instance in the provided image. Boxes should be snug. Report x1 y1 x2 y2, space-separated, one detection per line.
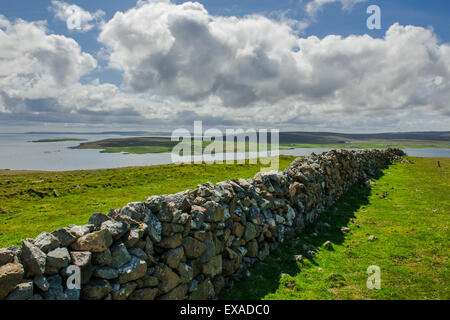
50 0 105 32
0 14 101 120
98 1 450 123
0 15 97 98
1 1 450 132
305 0 367 17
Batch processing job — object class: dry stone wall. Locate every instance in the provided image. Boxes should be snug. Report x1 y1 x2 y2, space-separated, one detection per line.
0 148 405 300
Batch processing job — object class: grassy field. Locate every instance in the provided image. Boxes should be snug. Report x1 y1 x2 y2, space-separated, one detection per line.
0 156 295 247
220 157 449 300
0 156 448 300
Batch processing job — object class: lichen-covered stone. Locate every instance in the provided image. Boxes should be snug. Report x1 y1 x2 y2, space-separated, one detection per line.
89 213 111 228
162 246 185 269
21 240 46 276
0 263 24 299
70 251 92 267
50 228 78 247
81 279 112 300
182 237 207 259
154 263 181 294
46 247 71 273
188 279 215 300
129 287 159 300
100 220 128 239
33 232 60 253
6 280 33 300
71 230 113 253
117 257 147 284
0 248 16 266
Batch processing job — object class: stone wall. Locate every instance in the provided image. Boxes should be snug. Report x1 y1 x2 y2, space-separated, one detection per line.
0 148 405 300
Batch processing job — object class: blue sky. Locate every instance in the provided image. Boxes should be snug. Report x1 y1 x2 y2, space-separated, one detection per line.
0 0 449 132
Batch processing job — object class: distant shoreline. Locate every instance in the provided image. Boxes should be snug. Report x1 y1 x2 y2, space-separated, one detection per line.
30 138 88 143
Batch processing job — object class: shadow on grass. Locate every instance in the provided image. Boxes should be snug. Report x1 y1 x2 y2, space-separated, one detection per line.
220 170 384 300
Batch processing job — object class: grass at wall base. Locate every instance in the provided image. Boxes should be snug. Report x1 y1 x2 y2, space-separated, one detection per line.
0 156 448 300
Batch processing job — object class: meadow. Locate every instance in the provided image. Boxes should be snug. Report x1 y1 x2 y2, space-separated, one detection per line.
0 155 448 300
221 157 449 300
0 156 294 247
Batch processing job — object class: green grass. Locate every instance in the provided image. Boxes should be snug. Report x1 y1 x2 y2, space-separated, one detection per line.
0 156 295 247
99 146 175 154
220 157 449 300
75 140 277 155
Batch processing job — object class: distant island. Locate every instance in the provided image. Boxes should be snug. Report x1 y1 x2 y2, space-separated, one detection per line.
70 131 450 154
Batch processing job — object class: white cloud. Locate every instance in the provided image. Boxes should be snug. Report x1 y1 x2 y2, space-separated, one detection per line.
97 1 450 128
305 0 367 17
1 2 450 132
50 0 105 32
0 15 97 98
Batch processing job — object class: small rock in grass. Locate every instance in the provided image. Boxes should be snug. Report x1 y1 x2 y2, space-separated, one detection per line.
323 241 332 249
340 227 350 234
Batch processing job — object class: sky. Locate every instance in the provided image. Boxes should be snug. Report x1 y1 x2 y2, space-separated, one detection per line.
0 0 449 133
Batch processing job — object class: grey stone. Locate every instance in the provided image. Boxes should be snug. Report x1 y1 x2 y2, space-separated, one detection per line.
129 247 147 261
182 237 207 259
70 251 92 267
6 280 33 300
162 246 184 269
117 256 147 284
33 232 60 253
101 220 128 239
147 212 162 243
158 284 188 300
42 274 67 300
92 249 112 266
129 287 158 300
21 240 46 276
121 202 146 222
0 263 24 299
158 233 183 249
110 242 131 268
69 225 93 238
154 263 181 294
124 228 143 247
244 223 258 241
51 228 78 247
202 255 222 278
81 279 112 300
111 282 137 300
189 279 215 300
66 289 81 300
71 229 113 253
188 279 198 292
34 275 50 292
94 266 119 280
89 213 111 228
46 247 71 270
0 248 15 266
176 263 194 283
